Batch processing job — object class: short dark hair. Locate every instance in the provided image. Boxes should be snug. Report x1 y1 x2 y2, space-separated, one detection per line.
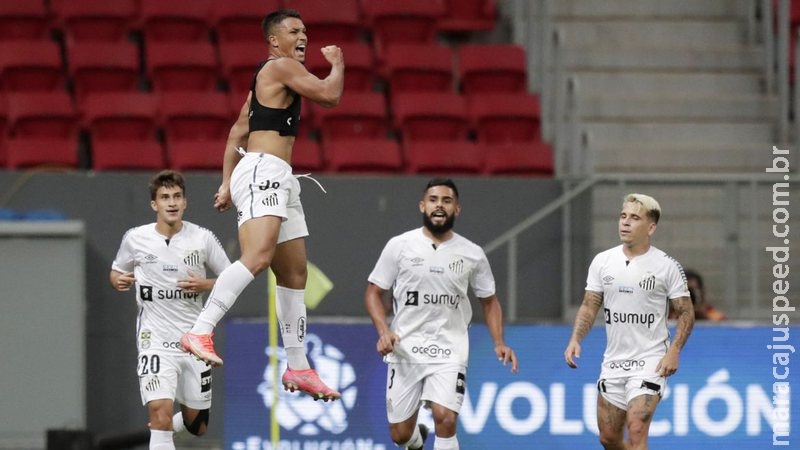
424 178 459 199
149 170 185 200
262 9 302 41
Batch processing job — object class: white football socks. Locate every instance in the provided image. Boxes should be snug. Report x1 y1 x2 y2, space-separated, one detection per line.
401 424 423 449
276 286 310 370
149 429 174 450
172 412 186 434
433 434 459 450
191 261 254 334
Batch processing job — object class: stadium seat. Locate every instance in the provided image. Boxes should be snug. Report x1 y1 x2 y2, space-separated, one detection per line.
313 91 388 143
483 142 554 175
80 92 159 140
303 42 375 92
467 93 541 144
404 141 482 174
219 42 265 96
362 0 444 61
291 138 325 172
54 0 138 43
91 138 165 170
165 139 220 171
0 1 50 41
438 0 496 33
159 92 231 143
7 92 78 139
146 42 219 92
325 138 403 173
211 0 280 44
457 44 527 94
67 42 140 102
284 0 363 43
0 41 65 92
392 93 469 143
139 0 213 42
383 43 455 94
5 137 79 169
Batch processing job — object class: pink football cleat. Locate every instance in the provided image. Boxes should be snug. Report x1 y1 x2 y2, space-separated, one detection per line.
281 368 341 401
180 333 223 367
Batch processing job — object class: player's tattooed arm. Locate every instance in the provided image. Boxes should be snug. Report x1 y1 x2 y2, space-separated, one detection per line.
571 290 603 342
669 296 695 352
564 290 602 368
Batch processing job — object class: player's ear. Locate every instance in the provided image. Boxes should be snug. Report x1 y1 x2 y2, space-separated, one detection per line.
150 200 157 212
454 204 462 217
419 200 425 213
647 222 657 236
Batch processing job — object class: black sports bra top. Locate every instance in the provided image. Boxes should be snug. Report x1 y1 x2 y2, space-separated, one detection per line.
248 59 301 136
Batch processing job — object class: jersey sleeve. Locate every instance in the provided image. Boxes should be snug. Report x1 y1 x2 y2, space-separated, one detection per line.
470 248 496 298
205 230 232 275
585 252 604 292
665 257 690 300
111 229 135 274
367 236 402 290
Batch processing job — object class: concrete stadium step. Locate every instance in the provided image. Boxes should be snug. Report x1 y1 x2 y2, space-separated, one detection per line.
577 95 777 121
588 142 772 173
555 20 745 49
572 72 763 96
561 47 763 71
583 122 774 144
549 0 748 19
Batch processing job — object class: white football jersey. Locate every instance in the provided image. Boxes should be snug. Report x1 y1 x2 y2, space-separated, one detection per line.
112 221 231 354
368 227 496 366
586 245 688 379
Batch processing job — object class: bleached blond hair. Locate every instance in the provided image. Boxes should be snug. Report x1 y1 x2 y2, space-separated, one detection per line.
624 193 661 223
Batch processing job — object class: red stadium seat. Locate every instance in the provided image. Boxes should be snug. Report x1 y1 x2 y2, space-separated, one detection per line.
483 142 553 175
392 93 468 143
0 1 50 41
0 41 65 92
139 0 212 42
7 92 77 139
313 92 388 142
165 140 220 171
458 44 527 94
303 42 375 92
54 0 137 43
219 42 265 96
211 0 280 44
325 138 403 173
438 0 496 33
5 137 79 169
468 93 541 144
362 0 444 61
159 92 231 143
383 43 454 94
404 141 482 174
80 92 159 140
146 42 219 92
285 0 363 43
91 138 165 170
291 138 325 172
67 42 140 102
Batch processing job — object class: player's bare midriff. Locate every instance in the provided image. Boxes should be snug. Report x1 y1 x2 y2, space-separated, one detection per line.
247 130 294 164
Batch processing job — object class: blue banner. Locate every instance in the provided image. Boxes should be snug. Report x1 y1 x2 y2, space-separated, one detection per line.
225 322 797 449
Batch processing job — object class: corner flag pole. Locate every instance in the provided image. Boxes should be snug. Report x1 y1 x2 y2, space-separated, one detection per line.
267 269 279 447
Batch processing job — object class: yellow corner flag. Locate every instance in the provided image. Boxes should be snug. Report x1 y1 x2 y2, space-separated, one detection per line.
304 262 334 309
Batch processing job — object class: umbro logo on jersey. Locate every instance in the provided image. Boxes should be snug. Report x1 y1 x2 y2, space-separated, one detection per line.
405 291 419 306
144 254 158 264
410 257 424 266
603 275 615 284
639 275 656 291
449 259 464 274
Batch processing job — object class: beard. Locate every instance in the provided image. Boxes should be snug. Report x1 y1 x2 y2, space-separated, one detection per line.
422 211 455 235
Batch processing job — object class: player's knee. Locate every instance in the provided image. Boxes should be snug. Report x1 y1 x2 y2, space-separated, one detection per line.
149 411 173 431
186 409 209 436
432 414 457 435
598 430 624 449
626 419 649 444
388 425 412 446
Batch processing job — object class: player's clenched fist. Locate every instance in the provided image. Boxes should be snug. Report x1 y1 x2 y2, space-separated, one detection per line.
321 45 344 66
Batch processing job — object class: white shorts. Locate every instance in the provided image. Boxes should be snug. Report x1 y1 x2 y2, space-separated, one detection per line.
597 374 665 411
385 362 466 423
138 351 213 409
230 152 309 244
